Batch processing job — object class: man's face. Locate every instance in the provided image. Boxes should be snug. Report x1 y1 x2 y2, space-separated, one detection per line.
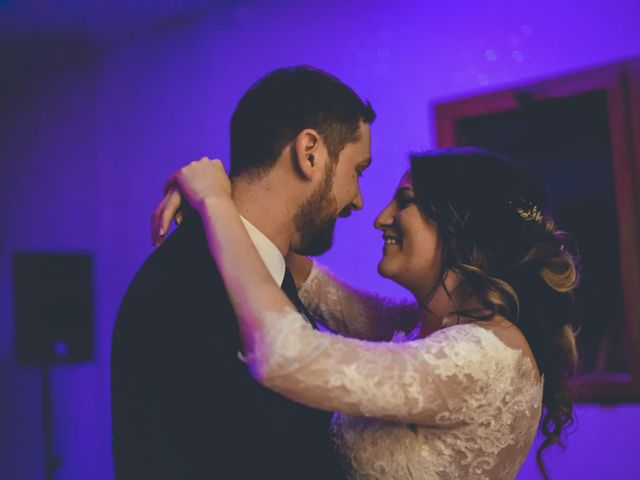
294 122 372 255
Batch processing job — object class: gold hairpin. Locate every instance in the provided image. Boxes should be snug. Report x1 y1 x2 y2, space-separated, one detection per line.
508 197 543 222
516 205 542 222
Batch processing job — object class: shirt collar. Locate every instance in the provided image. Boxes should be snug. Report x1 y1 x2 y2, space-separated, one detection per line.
240 215 286 286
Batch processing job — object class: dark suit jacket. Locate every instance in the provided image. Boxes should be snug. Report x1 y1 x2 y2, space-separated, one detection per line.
111 214 343 479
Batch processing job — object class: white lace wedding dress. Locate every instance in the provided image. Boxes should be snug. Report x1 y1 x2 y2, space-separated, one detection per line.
245 263 543 479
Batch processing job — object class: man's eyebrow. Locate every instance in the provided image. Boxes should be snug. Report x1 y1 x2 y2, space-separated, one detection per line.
359 157 372 168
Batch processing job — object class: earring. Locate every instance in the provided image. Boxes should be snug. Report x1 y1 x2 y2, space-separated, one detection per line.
307 154 314 163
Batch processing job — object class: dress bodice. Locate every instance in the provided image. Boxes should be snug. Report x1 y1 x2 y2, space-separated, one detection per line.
242 263 543 479
329 323 542 479
301 263 543 479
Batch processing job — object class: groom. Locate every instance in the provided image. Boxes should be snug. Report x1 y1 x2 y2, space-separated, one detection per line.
111 66 375 479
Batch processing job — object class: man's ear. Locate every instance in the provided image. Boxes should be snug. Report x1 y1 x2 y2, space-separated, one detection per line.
293 129 322 180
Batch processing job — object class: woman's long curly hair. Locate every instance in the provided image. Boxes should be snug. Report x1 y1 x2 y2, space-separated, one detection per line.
410 148 579 479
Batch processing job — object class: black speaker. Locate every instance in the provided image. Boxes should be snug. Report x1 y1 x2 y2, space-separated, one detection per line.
12 252 94 365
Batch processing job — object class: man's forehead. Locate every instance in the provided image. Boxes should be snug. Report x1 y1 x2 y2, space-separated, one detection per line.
357 122 372 160
357 121 371 143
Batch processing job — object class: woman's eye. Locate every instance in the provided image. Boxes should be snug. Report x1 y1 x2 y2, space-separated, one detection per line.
397 196 415 209
357 170 364 178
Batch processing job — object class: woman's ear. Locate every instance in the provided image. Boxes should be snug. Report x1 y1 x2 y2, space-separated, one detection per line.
293 129 321 180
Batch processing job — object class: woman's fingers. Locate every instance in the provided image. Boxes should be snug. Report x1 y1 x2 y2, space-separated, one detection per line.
152 157 228 247
151 193 171 246
160 189 183 235
151 189 182 246
151 195 167 246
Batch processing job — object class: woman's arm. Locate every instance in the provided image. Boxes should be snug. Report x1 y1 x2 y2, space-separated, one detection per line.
152 181 417 341
162 159 315 360
298 261 418 340
167 159 510 425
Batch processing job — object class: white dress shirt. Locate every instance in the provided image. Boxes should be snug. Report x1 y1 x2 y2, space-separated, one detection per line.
240 215 286 287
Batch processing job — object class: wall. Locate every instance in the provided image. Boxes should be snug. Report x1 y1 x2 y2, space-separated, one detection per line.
1 0 639 478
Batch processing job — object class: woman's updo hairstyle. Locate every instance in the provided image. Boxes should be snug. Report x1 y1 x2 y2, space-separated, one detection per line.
410 147 579 479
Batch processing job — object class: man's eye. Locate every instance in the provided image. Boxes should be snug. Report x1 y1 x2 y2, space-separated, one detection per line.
357 170 365 178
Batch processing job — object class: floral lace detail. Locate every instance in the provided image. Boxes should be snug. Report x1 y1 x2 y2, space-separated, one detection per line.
332 325 542 479
244 263 543 479
299 263 418 340
244 307 542 479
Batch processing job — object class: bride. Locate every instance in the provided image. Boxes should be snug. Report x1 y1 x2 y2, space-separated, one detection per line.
153 148 578 479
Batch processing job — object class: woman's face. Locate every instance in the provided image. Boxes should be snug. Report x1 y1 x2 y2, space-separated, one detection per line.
374 170 443 298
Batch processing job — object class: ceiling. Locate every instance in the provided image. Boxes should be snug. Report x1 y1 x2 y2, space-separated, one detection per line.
0 0 239 40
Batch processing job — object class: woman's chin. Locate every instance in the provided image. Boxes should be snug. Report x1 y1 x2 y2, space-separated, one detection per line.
377 259 389 277
378 261 411 292
377 260 397 281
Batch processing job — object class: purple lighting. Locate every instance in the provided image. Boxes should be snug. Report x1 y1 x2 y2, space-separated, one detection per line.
1 0 640 479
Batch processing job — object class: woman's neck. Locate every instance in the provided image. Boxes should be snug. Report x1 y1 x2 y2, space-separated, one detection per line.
416 285 454 337
414 271 488 338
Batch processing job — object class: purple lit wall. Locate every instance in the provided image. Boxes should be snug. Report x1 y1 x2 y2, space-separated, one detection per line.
1 1 639 478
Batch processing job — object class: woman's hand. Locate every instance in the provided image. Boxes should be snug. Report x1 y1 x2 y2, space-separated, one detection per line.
151 157 231 246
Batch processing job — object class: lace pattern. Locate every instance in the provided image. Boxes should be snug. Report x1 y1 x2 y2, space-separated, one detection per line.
299 263 418 340
244 262 543 479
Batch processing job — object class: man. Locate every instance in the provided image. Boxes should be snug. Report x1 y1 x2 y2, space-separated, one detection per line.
111 66 375 479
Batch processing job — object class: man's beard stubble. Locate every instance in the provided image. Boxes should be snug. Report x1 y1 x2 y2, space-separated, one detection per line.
293 161 344 256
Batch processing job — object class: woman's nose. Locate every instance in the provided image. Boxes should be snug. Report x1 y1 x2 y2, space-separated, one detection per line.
374 202 395 230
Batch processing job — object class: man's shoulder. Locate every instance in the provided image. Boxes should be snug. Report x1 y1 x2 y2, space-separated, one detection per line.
140 215 219 283
117 215 227 320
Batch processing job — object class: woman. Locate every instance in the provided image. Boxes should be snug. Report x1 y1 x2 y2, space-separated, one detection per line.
153 148 578 479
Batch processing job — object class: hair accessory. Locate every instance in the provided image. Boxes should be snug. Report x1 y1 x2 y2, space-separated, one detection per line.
507 197 543 222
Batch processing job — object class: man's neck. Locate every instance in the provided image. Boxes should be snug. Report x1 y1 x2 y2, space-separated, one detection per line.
231 176 295 257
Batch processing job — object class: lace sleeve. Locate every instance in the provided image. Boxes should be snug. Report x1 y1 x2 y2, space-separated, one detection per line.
245 307 525 426
298 262 418 340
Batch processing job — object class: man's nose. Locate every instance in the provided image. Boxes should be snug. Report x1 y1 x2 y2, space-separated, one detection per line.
351 189 364 211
